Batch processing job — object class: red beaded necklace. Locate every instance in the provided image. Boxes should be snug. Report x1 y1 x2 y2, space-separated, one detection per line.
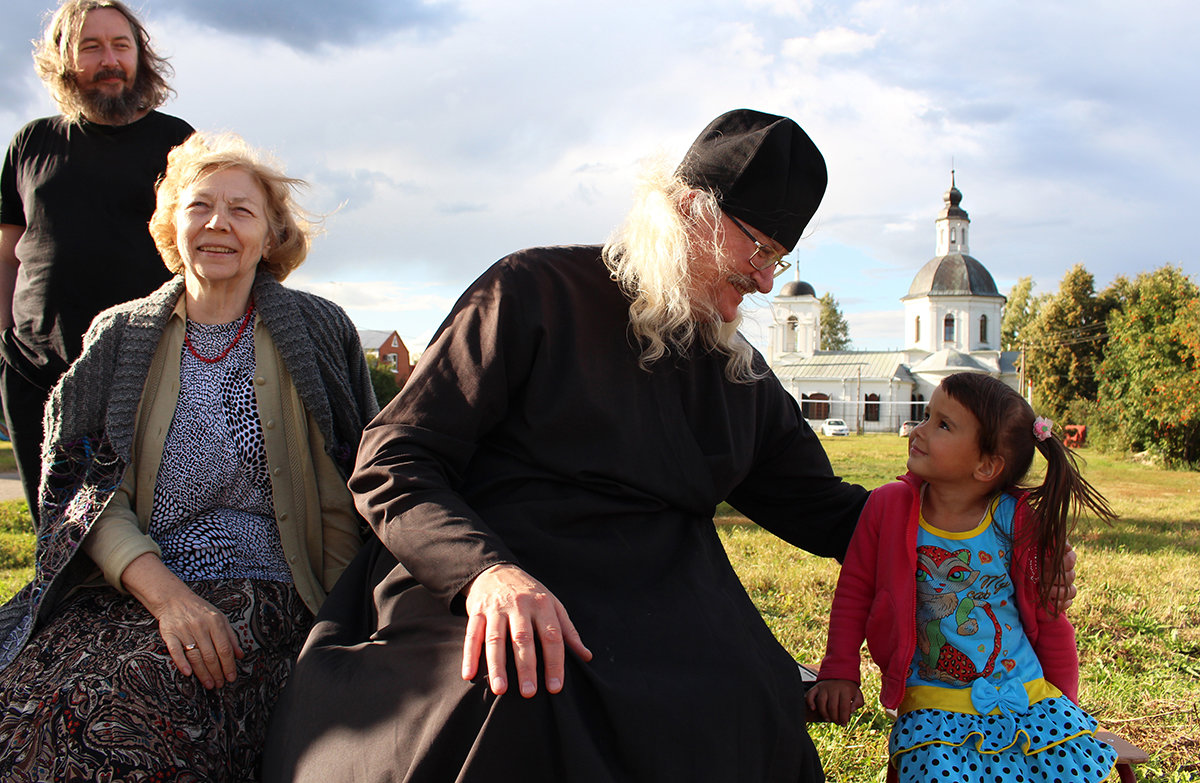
184 299 255 364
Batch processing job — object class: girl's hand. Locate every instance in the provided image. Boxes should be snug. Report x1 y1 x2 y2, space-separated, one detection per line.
806 679 864 725
121 553 244 689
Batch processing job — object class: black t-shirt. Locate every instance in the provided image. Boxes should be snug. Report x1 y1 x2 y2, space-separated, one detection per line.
0 111 194 386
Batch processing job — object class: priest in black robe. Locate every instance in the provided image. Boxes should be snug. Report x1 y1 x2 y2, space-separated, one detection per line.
264 109 869 782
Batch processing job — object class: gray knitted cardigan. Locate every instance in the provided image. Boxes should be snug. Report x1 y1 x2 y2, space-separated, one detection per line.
0 270 379 670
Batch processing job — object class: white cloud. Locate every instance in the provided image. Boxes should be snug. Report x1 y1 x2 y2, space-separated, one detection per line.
846 309 906 351
744 0 813 19
1 0 1196 355
291 279 454 313
781 26 879 62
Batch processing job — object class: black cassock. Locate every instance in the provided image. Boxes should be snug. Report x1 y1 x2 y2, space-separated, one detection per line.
264 246 867 782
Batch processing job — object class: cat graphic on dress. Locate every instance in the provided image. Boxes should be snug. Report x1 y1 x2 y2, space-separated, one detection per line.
914 545 1000 685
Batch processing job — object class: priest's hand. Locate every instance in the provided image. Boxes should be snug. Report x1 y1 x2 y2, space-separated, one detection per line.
461 563 592 698
1050 543 1077 612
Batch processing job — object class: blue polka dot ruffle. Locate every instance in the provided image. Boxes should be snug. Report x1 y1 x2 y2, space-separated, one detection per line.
890 697 1118 783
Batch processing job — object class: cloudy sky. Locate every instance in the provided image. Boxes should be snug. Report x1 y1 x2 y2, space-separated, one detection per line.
2 0 1193 353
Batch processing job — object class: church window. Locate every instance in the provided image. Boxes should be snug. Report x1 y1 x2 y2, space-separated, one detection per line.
801 393 830 421
865 393 880 422
979 314 988 343
950 227 956 243
911 394 925 422
914 316 921 343
943 315 955 343
391 335 399 347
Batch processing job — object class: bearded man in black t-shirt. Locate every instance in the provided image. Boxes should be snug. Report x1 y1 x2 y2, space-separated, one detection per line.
0 0 193 522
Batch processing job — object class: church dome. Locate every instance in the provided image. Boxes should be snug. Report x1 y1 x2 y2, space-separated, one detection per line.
902 254 1003 299
940 179 968 221
910 348 990 373
777 280 816 297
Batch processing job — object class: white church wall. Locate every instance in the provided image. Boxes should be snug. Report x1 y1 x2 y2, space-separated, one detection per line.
905 295 1003 353
787 378 917 434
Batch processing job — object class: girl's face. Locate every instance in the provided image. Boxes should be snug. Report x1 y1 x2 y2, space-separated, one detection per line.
907 387 988 487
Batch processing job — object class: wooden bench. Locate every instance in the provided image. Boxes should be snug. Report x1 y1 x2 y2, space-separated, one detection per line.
1094 731 1149 783
798 663 1149 780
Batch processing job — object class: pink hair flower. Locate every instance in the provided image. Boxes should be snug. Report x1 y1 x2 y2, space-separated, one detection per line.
1033 416 1053 442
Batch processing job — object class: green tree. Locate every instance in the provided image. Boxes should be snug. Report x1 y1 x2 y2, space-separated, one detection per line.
1001 276 1046 351
1021 264 1115 421
368 356 401 409
1094 265 1200 466
819 292 851 350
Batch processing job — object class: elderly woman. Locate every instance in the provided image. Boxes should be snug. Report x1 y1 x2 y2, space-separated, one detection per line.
0 132 377 780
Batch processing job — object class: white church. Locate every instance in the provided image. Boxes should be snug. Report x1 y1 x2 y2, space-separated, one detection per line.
767 175 1019 433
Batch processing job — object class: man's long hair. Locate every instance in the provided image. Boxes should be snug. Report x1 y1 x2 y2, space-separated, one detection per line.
33 0 175 123
602 158 763 383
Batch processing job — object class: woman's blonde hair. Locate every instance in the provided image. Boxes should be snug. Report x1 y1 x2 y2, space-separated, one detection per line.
33 0 174 123
602 157 762 383
150 132 315 281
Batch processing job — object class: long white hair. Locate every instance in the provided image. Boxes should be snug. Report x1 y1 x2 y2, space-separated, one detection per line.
601 157 763 383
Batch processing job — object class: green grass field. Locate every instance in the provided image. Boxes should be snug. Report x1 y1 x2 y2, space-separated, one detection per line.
0 440 17 474
1 436 1197 779
0 442 30 599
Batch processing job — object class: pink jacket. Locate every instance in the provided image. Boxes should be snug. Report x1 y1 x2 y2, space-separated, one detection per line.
816 473 1079 710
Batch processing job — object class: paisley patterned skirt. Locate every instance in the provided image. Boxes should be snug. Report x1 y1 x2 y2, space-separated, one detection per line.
0 579 312 782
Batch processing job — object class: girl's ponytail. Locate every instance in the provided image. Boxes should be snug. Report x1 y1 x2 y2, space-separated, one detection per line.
1024 421 1117 611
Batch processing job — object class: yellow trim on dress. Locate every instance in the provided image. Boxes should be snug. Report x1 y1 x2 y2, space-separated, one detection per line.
917 493 1002 539
888 722 1103 762
898 678 1062 716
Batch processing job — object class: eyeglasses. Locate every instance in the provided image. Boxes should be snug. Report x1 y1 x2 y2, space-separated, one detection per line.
727 214 791 278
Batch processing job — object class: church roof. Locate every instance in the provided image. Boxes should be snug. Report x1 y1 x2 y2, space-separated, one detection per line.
902 253 1004 299
777 280 816 297
771 351 914 383
909 349 993 374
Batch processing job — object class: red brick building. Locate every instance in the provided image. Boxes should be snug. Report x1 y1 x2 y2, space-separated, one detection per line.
358 329 415 386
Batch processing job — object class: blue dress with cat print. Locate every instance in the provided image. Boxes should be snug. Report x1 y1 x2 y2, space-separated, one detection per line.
889 492 1117 783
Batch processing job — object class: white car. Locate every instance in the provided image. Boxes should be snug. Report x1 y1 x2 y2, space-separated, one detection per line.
820 418 850 437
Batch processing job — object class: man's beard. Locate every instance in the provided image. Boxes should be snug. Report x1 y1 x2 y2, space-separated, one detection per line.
76 67 145 125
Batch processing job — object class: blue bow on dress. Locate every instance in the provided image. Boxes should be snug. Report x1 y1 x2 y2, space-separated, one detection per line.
970 676 1030 716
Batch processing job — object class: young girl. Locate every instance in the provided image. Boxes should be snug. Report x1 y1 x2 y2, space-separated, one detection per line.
808 372 1118 782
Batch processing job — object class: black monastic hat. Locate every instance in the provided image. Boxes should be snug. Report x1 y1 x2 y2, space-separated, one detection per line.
676 109 827 252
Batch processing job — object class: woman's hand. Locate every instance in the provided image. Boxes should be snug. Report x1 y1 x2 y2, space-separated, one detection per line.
806 679 864 725
121 553 244 689
461 563 592 698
